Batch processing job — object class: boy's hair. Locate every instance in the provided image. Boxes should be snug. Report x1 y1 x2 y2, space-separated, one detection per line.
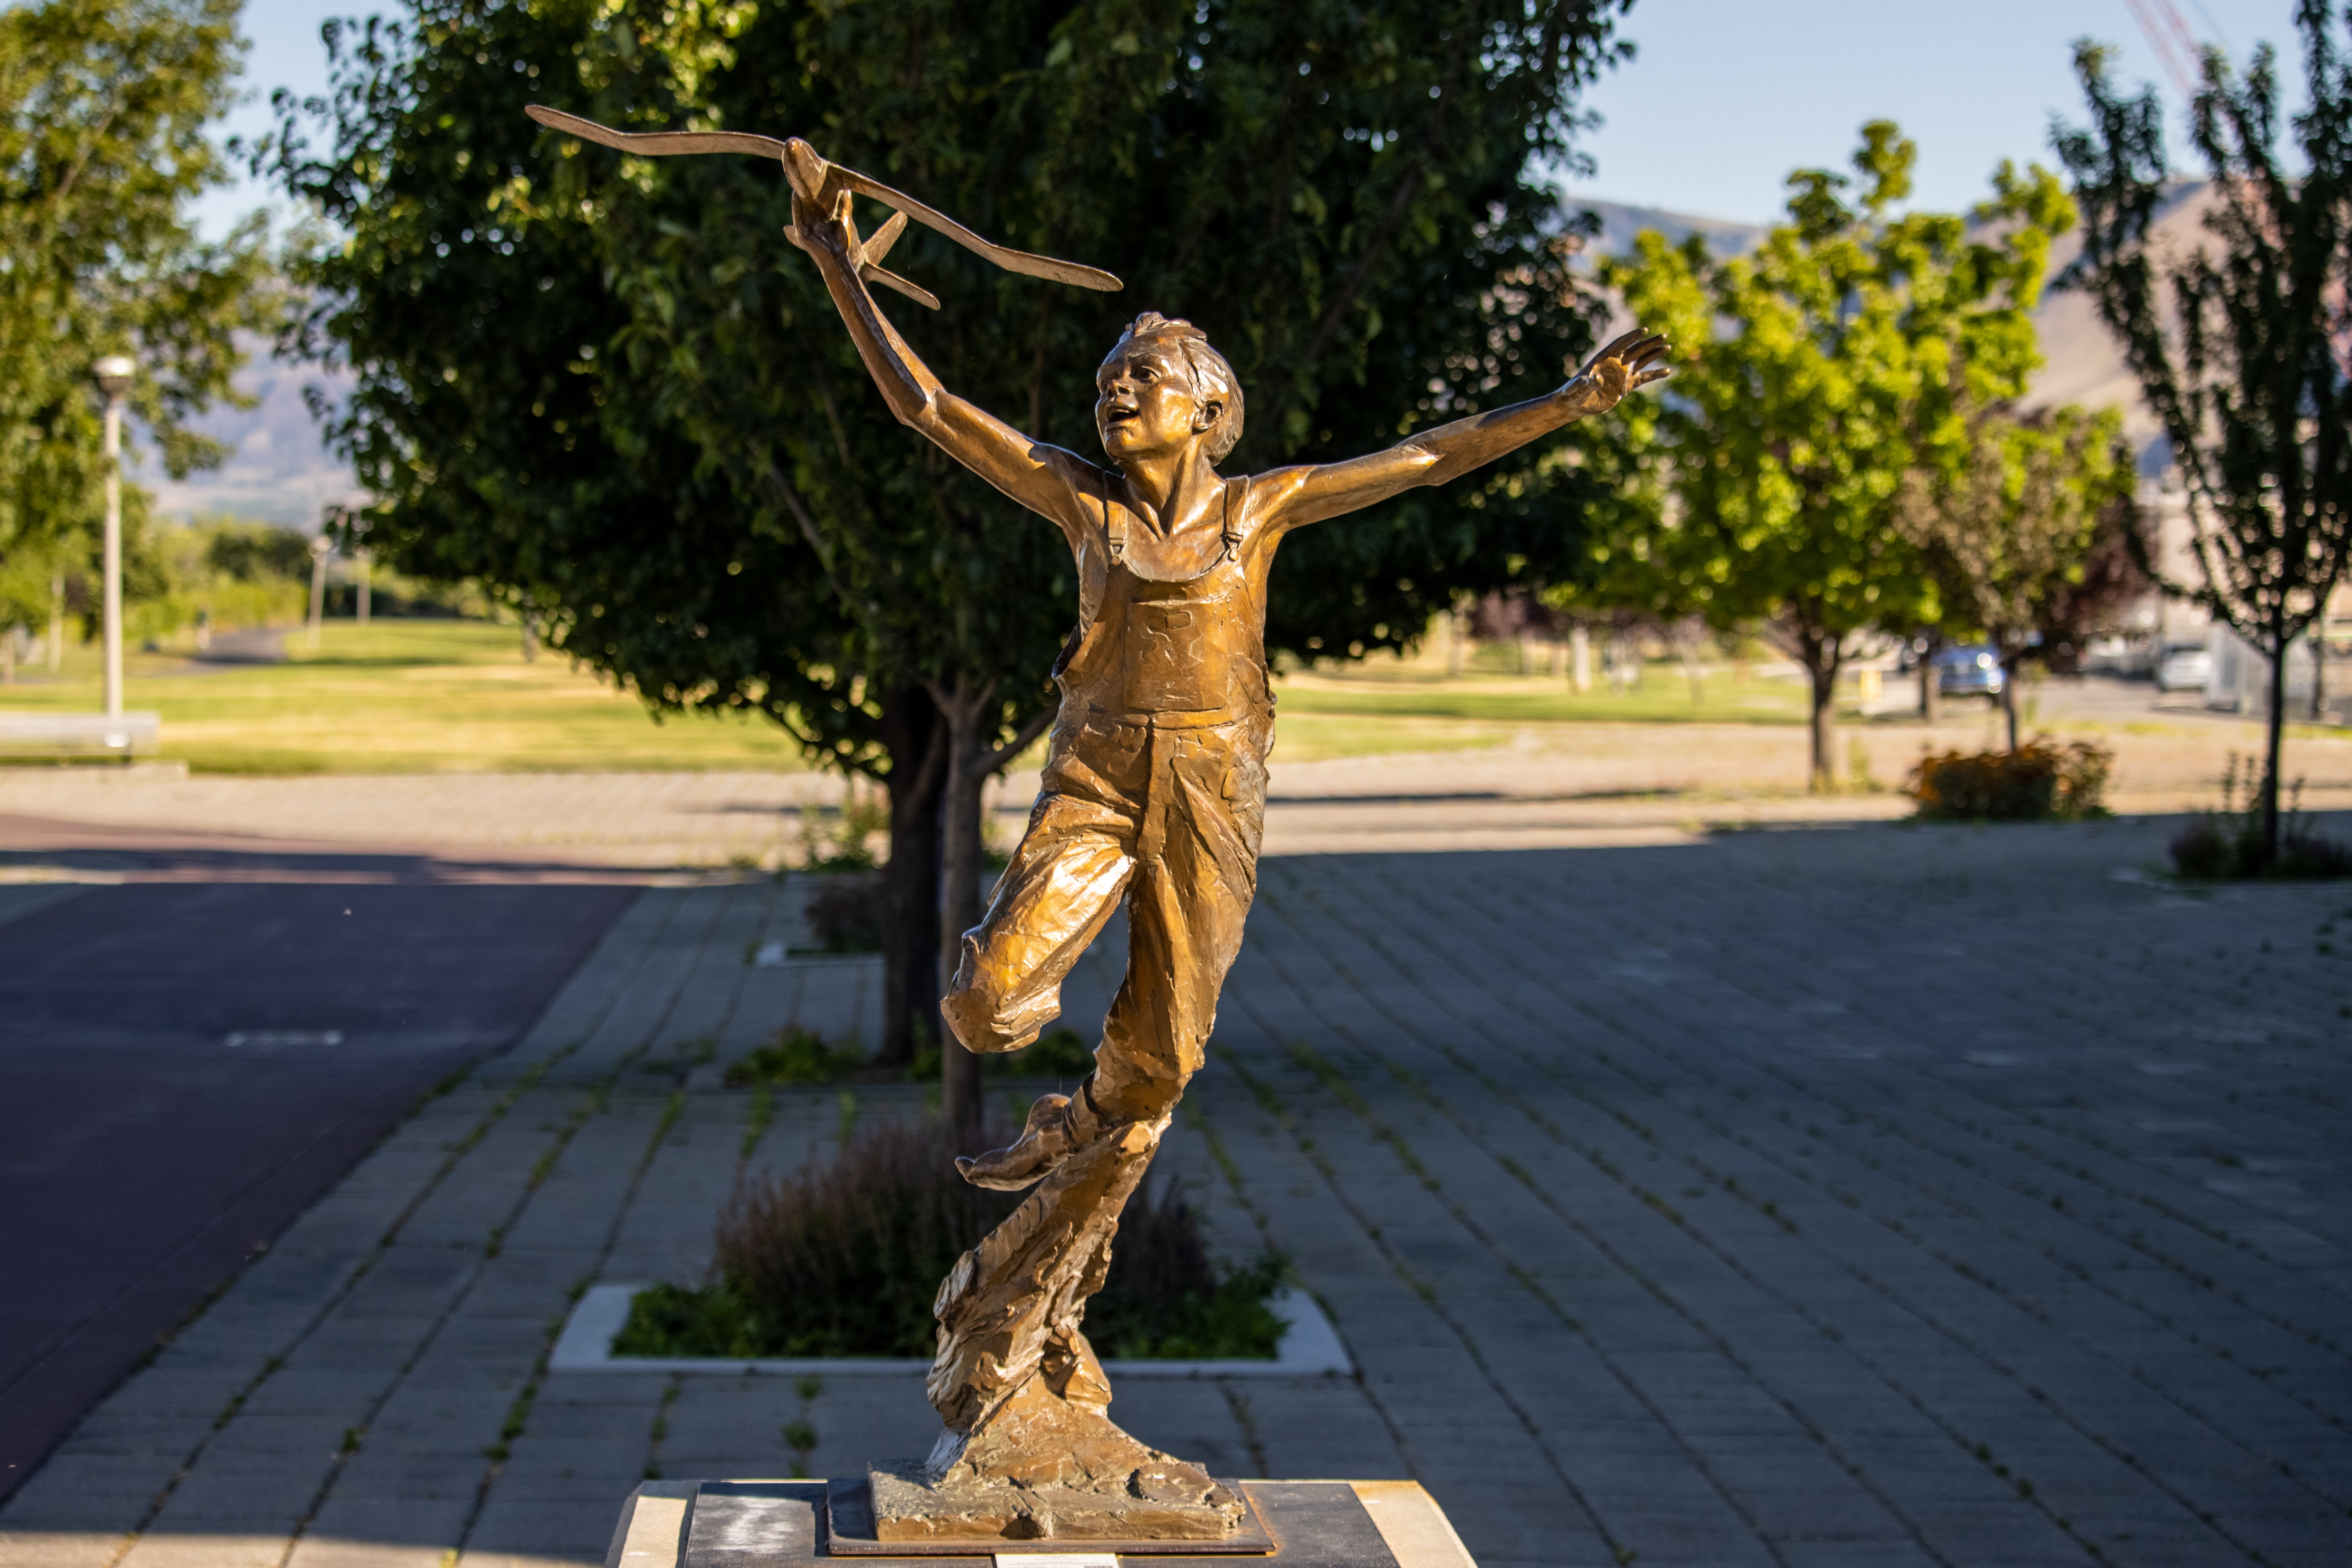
1106 312 1245 461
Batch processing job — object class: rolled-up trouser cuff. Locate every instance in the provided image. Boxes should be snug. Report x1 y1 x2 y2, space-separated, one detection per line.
941 933 1052 1055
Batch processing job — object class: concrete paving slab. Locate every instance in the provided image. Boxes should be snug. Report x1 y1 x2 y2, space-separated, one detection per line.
7 815 2350 1568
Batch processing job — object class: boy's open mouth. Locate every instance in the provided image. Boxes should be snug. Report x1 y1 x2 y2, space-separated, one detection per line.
1103 403 1139 426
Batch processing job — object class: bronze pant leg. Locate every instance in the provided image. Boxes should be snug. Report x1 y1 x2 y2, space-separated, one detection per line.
926 723 1265 1447
1088 723 1265 1123
940 791 1135 1057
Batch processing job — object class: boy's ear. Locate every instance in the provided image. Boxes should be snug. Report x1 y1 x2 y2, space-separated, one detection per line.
1193 398 1224 433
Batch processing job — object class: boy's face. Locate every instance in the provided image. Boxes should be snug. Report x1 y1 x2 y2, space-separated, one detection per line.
1095 338 1217 462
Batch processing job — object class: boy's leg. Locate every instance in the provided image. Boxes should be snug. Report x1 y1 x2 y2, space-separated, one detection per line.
1088 731 1263 1123
940 793 1134 1056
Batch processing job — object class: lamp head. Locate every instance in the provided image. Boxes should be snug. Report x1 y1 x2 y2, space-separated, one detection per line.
93 356 135 399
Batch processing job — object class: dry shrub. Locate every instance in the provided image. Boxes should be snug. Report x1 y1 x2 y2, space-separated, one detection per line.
1908 738 2112 821
615 1114 1280 1360
1086 1179 1285 1359
803 874 884 953
712 1116 1013 1356
2171 758 2352 880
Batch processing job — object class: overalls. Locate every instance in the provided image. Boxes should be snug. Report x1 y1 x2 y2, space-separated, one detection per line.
924 475 1277 1445
941 475 1273 1125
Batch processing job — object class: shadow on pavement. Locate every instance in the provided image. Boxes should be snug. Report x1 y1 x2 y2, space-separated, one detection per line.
0 816 645 1502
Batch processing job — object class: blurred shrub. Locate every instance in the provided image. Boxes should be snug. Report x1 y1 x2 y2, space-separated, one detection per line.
797 782 888 871
1085 1180 1285 1361
909 1024 1097 1086
2171 757 2352 880
803 874 883 952
202 520 312 582
724 1026 866 1087
613 1115 1282 1360
1908 738 2112 821
999 1026 1094 1079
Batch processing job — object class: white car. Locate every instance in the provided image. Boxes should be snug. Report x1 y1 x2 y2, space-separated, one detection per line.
2156 643 2212 693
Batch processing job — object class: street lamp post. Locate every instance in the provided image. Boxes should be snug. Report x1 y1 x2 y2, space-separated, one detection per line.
92 355 134 722
349 513 373 626
308 534 333 650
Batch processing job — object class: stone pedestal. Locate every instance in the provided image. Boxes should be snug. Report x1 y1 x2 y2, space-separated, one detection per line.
607 1478 1477 1567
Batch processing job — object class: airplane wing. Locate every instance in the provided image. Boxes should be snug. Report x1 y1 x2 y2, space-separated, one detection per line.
524 106 1122 293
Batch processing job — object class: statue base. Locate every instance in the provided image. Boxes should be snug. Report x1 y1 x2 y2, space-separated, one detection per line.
829 1474 1270 1556
606 1478 1478 1565
856 1373 1247 1545
857 1462 1248 1546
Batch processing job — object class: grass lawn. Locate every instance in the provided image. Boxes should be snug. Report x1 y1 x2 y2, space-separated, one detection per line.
0 618 1813 776
1259 660 1807 761
0 620 807 775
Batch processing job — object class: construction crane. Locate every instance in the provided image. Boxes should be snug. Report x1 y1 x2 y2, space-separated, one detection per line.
2121 0 2207 98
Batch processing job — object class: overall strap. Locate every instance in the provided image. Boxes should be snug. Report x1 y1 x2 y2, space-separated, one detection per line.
1220 476 1248 562
1102 477 1126 562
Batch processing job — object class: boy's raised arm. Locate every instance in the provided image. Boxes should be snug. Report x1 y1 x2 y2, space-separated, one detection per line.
788 188 1095 526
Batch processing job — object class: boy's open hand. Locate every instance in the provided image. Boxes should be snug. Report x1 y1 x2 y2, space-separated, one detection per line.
1571 329 1674 413
785 187 861 261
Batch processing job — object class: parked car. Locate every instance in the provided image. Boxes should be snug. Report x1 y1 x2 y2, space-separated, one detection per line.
1935 644 2006 700
2157 642 2212 693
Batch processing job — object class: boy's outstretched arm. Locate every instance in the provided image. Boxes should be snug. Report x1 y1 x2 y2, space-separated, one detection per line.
1258 329 1673 532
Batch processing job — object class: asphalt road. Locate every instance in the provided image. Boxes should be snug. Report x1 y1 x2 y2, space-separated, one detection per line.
0 867 633 1502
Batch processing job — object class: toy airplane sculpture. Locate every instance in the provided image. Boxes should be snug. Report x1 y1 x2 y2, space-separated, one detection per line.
524 105 1123 309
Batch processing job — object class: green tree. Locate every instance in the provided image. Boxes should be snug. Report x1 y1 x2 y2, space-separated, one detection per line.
1896 402 2137 750
271 0 1631 1066
1603 124 2075 788
2054 6 2352 868
0 0 277 577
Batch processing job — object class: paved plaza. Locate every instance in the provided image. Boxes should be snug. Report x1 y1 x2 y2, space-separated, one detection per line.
1 810 2349 1568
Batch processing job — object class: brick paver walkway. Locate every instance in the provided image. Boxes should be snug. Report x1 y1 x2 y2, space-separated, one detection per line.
3 815 2348 1568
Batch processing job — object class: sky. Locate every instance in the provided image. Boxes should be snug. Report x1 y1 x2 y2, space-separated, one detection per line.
200 0 2319 241
1575 0 2312 224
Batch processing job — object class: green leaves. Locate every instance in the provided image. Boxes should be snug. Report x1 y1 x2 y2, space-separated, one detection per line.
274 0 1630 749
1599 122 2077 650
0 0 276 563
2054 2 2352 857
2056 10 2352 655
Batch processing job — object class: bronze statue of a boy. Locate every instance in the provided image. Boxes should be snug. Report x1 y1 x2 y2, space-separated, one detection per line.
791 184 1669 1541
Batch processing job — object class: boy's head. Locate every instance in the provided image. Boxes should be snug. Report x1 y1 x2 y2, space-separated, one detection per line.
1095 313 1244 464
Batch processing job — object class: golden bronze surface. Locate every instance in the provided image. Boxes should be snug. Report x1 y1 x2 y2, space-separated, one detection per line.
540 106 1668 1541
801 175 1667 1539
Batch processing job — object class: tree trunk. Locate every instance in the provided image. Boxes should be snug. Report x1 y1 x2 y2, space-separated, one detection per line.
2262 640 2287 870
2000 651 2021 753
929 679 1060 1133
1570 623 1591 693
1795 626 1840 793
934 680 995 1135
876 685 946 1068
1917 637 1941 724
1676 626 1705 706
2312 627 2327 721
